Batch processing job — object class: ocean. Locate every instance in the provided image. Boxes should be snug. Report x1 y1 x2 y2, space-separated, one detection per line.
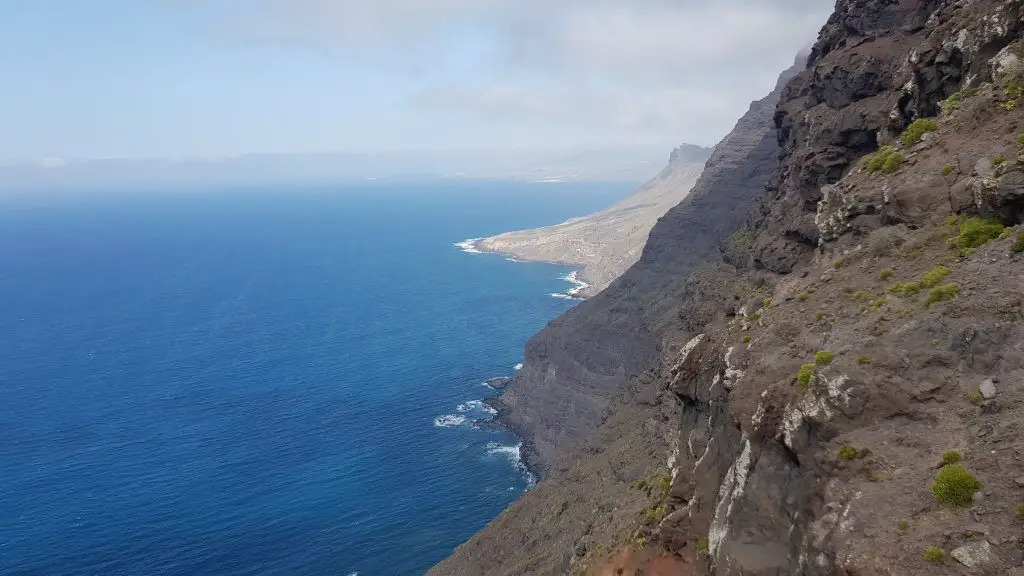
0 181 632 576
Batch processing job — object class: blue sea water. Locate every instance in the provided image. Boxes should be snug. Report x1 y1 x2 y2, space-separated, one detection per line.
0 181 632 576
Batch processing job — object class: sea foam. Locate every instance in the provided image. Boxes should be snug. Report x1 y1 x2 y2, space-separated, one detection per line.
453 238 483 254
434 414 467 428
485 441 536 487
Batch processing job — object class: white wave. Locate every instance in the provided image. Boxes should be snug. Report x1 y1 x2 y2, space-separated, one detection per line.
549 292 575 300
454 238 483 254
505 257 524 263
485 441 537 487
558 270 590 298
434 414 467 428
514 363 523 371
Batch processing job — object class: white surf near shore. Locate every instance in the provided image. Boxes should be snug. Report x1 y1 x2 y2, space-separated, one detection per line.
453 238 483 254
485 441 536 487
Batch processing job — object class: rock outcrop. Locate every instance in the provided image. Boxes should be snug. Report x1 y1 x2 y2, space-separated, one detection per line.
434 0 1024 574
476 145 712 296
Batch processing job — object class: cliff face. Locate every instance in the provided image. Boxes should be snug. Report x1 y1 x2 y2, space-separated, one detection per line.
603 0 1024 573
435 1 1024 574
477 145 712 296
491 61 804 477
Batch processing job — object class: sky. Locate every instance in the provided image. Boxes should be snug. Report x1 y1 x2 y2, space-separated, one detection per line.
0 0 835 161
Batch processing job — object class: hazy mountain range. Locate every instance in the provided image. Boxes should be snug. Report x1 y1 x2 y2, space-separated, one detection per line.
0 147 672 190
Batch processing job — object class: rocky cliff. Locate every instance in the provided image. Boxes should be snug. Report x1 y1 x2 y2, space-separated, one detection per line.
434 0 1024 574
476 145 712 297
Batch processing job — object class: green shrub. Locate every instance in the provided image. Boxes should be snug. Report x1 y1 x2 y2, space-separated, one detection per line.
643 504 667 525
1018 134 1024 146
797 364 815 389
906 249 924 260
939 87 978 115
954 217 1006 255
942 451 961 465
993 155 1005 166
900 118 938 147
658 474 672 496
924 283 959 307
742 335 751 344
998 227 1013 240
921 265 952 288
697 537 709 552
890 281 922 296
932 464 981 506
838 445 859 460
879 268 894 280
798 292 809 302
1013 232 1024 253
897 519 910 530
857 355 871 365
941 164 954 176
833 259 844 269
815 311 826 320
815 351 834 366
864 146 903 173
1017 504 1024 520
924 547 947 564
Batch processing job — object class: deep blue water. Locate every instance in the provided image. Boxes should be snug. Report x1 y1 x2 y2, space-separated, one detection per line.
0 181 632 576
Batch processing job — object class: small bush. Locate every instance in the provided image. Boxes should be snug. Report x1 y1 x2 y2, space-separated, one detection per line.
890 282 922 296
998 227 1013 240
932 464 981 506
1013 232 1024 253
1017 504 1024 520
879 268 894 280
864 146 903 173
838 445 859 460
797 364 815 389
1018 134 1024 146
798 292 809 302
658 474 671 496
843 286 855 295
941 164 954 176
942 451 961 465
954 217 1006 255
742 335 751 344
643 504 667 525
906 249 924 260
992 155 1005 166
924 547 947 564
897 519 910 530
833 259 844 269
924 283 960 307
967 387 982 406
857 355 871 365
815 311 826 320
921 265 951 288
900 118 938 147
815 351 834 366
939 87 977 115
697 537 709 552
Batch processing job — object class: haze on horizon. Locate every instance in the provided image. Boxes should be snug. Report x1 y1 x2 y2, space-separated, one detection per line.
1 1 832 169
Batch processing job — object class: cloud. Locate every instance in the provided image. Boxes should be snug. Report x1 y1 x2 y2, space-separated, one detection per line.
215 0 835 146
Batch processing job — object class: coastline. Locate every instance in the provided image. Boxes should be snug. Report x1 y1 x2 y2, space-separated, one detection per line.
452 236 592 483
457 237 595 300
